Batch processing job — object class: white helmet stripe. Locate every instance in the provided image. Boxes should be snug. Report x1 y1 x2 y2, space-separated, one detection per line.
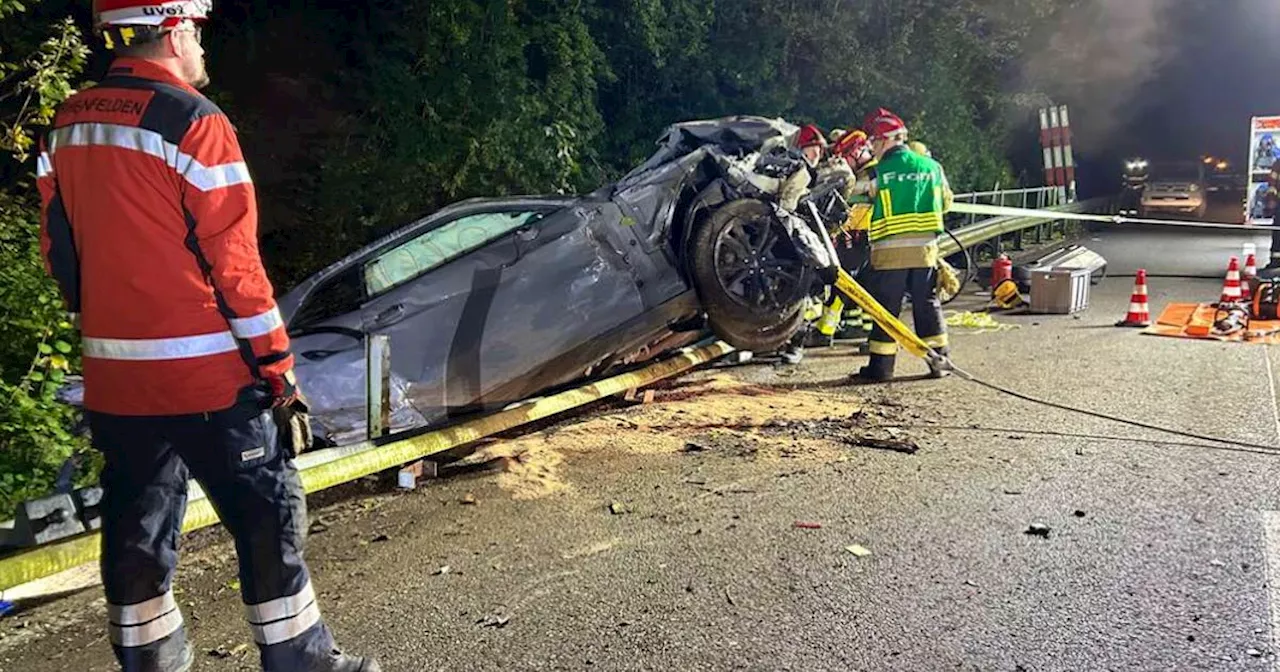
97 0 209 27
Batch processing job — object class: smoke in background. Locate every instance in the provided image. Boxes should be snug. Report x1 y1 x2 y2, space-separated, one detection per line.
1018 0 1177 153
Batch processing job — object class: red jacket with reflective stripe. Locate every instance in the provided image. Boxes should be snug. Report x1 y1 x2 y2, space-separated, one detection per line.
37 58 293 416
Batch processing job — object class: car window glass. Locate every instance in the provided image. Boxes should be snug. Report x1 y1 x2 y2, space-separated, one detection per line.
290 266 366 330
363 210 542 296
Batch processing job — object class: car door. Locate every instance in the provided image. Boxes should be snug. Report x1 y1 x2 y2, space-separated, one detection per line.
356 207 555 422
477 203 653 406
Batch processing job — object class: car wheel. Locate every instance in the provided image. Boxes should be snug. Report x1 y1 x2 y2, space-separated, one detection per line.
691 199 808 352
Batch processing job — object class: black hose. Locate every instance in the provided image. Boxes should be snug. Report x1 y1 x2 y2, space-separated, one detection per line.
941 228 974 306
948 364 1280 454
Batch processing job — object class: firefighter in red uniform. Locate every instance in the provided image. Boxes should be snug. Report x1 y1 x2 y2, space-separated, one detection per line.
36 2 379 670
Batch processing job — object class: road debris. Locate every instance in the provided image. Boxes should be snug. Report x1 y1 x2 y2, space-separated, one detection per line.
207 643 248 659
851 436 920 455
844 544 872 558
609 501 628 515
963 580 979 588
682 442 708 453
1003 488 1023 495
433 565 451 576
461 493 478 505
1248 648 1263 658
477 614 511 629
724 587 736 606
371 533 390 543
794 521 823 530
1209 559 1225 568
1073 510 1087 518
1025 523 1052 538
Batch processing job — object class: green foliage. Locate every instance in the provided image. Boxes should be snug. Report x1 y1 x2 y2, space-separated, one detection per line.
198 0 1072 288
0 0 89 514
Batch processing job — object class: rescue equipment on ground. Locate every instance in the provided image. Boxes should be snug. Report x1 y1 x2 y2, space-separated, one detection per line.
991 278 1027 310
944 311 1020 333
1011 244 1107 291
1217 256 1245 306
1115 269 1152 328
1212 304 1250 337
991 254 1013 288
1253 279 1280 320
1029 268 1091 314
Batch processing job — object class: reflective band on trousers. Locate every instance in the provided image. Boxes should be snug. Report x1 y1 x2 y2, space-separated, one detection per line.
924 334 949 348
81 308 282 361
245 581 322 646
109 591 183 647
869 340 899 356
46 122 252 193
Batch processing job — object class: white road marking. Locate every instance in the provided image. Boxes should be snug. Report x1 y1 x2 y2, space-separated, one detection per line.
1263 511 1280 671
1266 346 1280 445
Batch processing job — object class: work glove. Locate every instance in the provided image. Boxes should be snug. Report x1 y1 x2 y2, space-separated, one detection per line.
936 260 962 300
265 369 301 409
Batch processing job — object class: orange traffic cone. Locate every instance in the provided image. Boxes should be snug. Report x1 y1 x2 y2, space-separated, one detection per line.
1243 253 1258 303
1116 269 1151 327
1219 256 1244 305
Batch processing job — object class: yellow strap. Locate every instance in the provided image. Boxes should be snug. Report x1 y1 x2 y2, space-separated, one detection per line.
923 333 949 348
832 269 932 359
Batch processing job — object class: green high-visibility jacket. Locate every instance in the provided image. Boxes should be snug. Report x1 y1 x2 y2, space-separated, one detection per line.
868 146 953 269
869 146 947 242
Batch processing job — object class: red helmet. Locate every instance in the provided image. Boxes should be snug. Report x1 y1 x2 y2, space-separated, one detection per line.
864 107 907 140
94 0 211 29
794 124 828 150
832 129 869 161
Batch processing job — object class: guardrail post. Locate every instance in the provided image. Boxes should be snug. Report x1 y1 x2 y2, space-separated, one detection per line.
367 334 391 440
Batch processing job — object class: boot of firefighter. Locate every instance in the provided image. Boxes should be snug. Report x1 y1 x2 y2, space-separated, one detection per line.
283 626 381 672
318 646 381 672
854 354 895 382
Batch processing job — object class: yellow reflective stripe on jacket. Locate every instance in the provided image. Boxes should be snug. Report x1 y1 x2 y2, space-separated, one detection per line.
868 212 943 242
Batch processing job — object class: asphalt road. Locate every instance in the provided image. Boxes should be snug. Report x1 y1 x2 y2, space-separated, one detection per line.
6 227 1280 671
1090 189 1274 277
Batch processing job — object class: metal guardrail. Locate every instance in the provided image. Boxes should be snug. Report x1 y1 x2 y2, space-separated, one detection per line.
939 195 1108 259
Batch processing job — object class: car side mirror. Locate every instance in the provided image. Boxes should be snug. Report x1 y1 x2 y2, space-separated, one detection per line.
516 225 539 242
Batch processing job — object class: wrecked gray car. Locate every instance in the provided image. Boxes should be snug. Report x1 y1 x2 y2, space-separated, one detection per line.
273 117 837 443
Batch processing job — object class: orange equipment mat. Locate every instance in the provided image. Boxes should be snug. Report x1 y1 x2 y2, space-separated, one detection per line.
1144 302 1280 344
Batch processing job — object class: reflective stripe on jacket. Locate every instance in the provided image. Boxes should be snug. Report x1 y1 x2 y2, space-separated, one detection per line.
37 58 292 415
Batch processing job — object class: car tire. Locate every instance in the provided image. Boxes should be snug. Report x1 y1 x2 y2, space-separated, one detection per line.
691 199 807 352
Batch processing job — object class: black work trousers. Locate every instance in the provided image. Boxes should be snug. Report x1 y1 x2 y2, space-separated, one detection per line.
863 266 949 377
88 385 336 672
